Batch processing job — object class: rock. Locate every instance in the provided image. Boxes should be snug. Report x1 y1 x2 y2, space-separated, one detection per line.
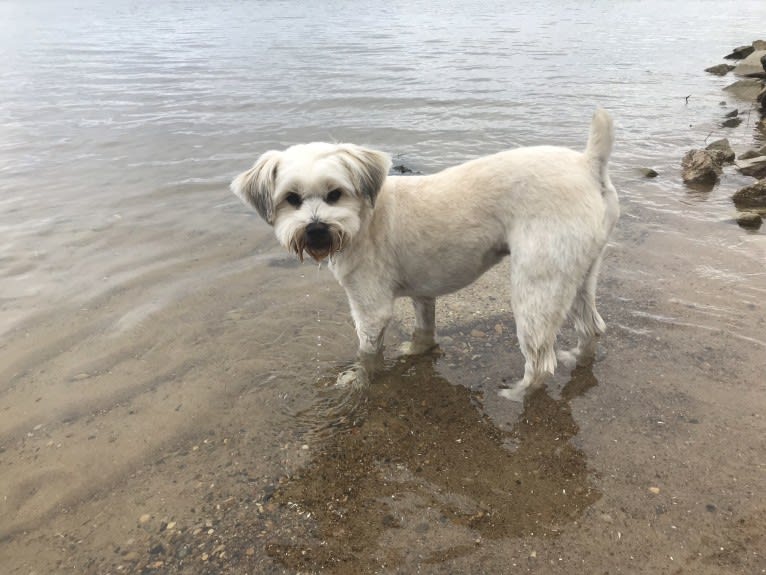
758 86 766 109
724 45 754 60
762 53 766 71
149 543 165 555
640 167 659 178
139 514 151 524
753 40 766 51
734 50 766 76
391 164 412 174
682 149 721 185
739 149 762 161
705 64 735 76
732 179 766 208
705 139 735 165
723 78 765 100
736 212 763 230
724 109 739 118
735 156 766 179
721 117 742 128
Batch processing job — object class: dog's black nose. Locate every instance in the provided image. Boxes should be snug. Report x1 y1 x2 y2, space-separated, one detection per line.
306 222 330 238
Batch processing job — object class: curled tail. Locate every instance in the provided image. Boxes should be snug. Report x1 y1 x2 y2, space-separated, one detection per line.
584 108 614 178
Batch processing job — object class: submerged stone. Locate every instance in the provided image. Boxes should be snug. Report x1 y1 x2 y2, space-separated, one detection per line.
736 211 763 230
705 63 735 76
732 179 766 208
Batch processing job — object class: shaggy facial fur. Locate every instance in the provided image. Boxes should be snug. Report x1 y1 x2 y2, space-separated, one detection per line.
231 110 620 401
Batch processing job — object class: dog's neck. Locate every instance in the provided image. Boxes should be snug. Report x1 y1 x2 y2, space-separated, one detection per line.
328 184 394 284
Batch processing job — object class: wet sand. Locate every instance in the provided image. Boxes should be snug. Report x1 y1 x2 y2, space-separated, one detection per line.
2 169 765 574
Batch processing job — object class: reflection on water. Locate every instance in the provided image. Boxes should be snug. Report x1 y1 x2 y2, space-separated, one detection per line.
268 356 600 573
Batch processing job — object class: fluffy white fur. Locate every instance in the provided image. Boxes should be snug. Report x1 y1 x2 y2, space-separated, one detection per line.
231 109 619 401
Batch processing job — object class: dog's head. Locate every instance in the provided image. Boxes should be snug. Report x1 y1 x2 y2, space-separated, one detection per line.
231 143 390 262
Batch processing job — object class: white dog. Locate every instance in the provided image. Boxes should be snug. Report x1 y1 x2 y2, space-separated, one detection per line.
231 109 619 400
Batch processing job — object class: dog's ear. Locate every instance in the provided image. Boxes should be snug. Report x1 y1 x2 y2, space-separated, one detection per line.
338 145 391 207
230 151 281 224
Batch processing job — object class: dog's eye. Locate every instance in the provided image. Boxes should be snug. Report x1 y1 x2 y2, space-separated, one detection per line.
326 189 342 204
285 192 302 207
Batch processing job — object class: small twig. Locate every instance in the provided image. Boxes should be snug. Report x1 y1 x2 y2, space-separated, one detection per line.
685 95 691 105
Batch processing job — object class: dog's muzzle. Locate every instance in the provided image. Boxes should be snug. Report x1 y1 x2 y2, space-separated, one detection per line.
294 221 344 262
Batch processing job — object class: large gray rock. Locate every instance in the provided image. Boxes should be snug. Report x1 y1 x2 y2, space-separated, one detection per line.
723 78 765 100
681 149 721 185
736 156 766 179
732 179 766 208
734 50 766 76
706 139 735 165
753 40 766 51
725 45 755 60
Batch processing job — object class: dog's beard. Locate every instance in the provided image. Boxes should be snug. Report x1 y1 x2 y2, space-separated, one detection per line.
289 226 347 263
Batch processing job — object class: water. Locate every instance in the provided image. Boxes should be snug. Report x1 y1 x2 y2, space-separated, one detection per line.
1 1 766 573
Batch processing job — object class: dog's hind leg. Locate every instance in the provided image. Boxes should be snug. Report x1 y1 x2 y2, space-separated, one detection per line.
499 257 579 401
400 297 438 355
559 252 607 368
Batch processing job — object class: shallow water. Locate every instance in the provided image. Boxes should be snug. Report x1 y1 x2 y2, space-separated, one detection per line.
1 1 766 573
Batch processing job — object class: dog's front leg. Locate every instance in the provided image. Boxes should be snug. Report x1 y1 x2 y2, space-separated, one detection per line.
399 297 437 355
338 291 394 385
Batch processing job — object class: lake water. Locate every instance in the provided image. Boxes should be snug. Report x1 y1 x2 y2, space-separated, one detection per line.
1 1 766 573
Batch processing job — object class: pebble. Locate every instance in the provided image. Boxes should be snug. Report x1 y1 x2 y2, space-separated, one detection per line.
649 486 661 494
148 544 164 555
201 552 209 561
736 212 763 230
640 167 659 178
139 514 151 524
470 329 486 338
246 547 255 556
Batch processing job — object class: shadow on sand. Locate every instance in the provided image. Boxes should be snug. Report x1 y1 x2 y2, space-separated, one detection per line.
267 354 602 573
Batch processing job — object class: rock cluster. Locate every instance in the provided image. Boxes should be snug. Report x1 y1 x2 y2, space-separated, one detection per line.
710 40 766 111
684 41 766 229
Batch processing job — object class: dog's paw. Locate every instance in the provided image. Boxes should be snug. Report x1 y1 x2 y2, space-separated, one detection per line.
556 349 578 370
398 340 438 356
498 383 529 403
335 365 370 390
